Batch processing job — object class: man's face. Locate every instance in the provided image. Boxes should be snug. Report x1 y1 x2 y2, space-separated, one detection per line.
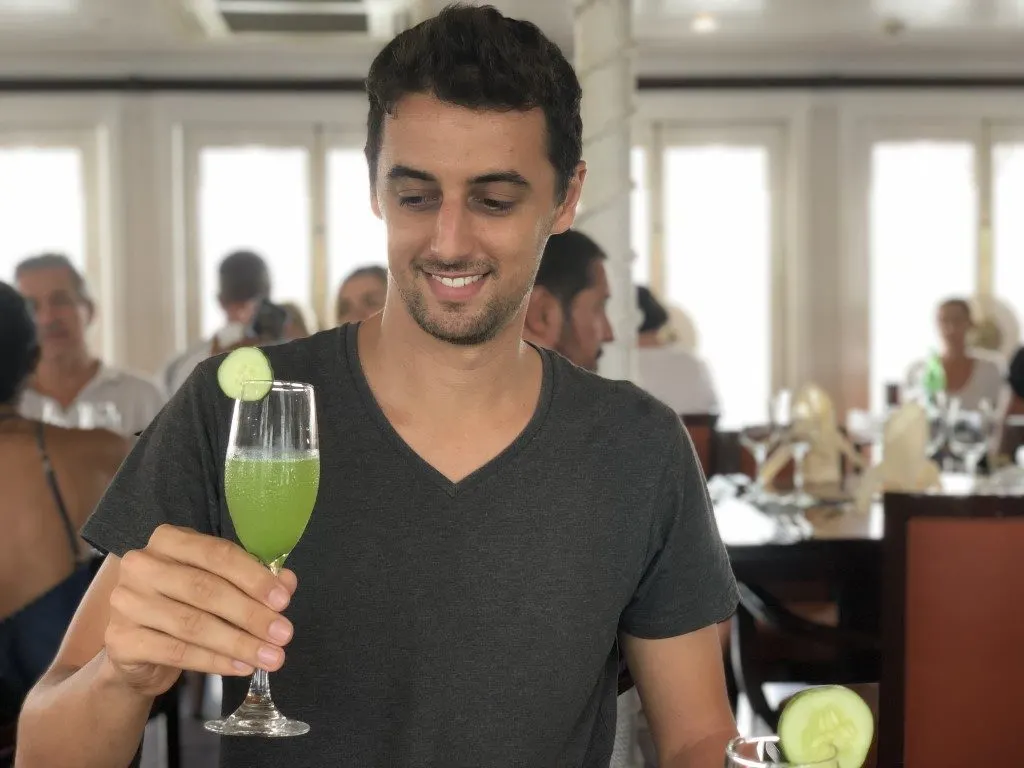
336 274 387 326
937 302 970 350
17 267 91 362
372 93 583 346
557 261 614 372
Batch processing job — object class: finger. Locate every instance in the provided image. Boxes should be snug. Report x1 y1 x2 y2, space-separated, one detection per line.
111 587 286 672
146 526 291 610
107 624 256 678
121 554 292 647
278 569 298 595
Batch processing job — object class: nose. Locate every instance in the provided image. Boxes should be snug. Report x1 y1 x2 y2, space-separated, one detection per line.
602 312 615 343
431 199 474 262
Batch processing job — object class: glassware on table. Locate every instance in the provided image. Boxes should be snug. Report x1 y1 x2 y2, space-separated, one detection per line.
204 380 320 738
739 424 778 503
946 397 994 482
923 391 948 459
726 736 839 767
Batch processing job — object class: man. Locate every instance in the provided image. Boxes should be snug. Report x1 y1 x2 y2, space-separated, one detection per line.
15 254 165 438
17 7 738 768
163 250 271 394
523 229 614 371
335 264 388 326
636 286 720 416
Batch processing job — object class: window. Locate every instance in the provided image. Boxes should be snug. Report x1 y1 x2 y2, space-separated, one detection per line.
0 145 85 282
993 142 1024 336
631 146 650 287
326 148 387 299
196 145 312 338
869 141 976 412
663 141 774 428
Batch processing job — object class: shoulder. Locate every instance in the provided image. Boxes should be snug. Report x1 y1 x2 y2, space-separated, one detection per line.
105 366 166 399
547 350 684 447
971 348 1007 371
51 425 130 467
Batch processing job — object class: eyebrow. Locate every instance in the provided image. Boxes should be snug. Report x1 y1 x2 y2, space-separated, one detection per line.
386 165 531 189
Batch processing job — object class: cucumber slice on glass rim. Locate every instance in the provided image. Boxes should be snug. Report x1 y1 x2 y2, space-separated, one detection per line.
778 685 874 768
217 347 274 401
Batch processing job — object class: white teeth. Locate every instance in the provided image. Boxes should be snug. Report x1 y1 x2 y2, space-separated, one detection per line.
432 274 484 288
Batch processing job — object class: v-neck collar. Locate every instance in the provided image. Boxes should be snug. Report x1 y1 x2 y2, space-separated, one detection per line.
341 322 555 498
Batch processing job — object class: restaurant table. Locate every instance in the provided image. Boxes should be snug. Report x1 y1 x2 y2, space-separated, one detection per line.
715 496 884 680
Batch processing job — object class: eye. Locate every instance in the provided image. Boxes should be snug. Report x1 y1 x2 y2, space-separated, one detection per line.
398 193 439 210
474 197 515 215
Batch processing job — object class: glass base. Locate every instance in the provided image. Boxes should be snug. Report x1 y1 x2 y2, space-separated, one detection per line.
204 702 309 738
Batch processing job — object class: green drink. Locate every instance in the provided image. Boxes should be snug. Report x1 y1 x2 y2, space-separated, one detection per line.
225 450 320 565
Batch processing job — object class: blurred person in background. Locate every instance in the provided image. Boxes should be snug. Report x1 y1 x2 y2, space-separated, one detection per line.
636 286 720 416
15 255 164 438
280 302 314 341
905 297 1006 410
163 250 272 394
523 229 613 372
0 281 128 741
334 264 387 326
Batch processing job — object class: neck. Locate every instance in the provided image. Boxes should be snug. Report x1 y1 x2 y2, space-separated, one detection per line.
365 300 535 415
943 346 968 362
32 351 99 404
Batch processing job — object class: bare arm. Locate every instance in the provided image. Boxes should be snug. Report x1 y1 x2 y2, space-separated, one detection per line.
623 625 738 768
16 527 297 768
16 557 151 768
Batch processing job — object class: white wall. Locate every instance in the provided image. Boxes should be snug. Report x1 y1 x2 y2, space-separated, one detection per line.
3 87 1024 415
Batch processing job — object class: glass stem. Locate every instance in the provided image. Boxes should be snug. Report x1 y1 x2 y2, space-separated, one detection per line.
794 455 805 494
241 559 284 711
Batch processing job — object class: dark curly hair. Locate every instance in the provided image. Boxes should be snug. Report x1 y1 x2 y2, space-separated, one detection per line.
0 281 40 405
364 3 583 202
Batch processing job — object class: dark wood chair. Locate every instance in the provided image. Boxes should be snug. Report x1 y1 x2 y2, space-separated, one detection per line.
880 492 1024 767
730 582 880 731
680 413 719 477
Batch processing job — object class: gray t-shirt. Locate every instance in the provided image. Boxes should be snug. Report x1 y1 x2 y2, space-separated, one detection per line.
82 324 738 768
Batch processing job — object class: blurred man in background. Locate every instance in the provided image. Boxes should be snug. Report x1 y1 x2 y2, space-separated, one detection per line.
334 265 387 326
15 254 164 438
523 229 613 371
163 250 271 394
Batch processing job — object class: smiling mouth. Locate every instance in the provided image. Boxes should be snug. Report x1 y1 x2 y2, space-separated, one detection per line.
428 273 486 288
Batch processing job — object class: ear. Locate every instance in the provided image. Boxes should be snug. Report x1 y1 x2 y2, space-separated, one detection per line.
83 298 96 325
551 161 587 235
524 286 564 348
370 182 383 220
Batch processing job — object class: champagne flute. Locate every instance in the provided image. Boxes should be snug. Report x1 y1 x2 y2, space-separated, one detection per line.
726 736 839 767
204 380 320 738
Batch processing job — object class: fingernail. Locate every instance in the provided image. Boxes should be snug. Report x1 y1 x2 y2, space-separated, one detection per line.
258 645 283 667
268 587 290 611
268 619 293 643
233 660 254 674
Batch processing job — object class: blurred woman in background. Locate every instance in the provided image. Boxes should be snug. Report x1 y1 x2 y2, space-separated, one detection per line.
906 297 1006 410
0 282 128 745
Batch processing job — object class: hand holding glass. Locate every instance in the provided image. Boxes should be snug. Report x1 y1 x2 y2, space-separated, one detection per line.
205 380 320 738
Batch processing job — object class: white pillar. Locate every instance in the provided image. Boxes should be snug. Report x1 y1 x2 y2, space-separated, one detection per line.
573 0 638 385
574 9 644 766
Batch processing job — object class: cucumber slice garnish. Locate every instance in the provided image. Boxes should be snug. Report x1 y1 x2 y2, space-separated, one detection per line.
778 686 874 768
217 347 273 401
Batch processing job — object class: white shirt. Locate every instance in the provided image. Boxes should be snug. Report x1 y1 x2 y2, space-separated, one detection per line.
905 350 1008 411
163 338 213 396
637 346 720 415
19 363 166 437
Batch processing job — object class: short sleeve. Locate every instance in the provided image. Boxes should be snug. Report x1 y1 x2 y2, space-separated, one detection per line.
81 361 227 557
619 422 738 639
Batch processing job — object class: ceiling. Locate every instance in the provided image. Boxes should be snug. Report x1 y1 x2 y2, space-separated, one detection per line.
2 0 1024 76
